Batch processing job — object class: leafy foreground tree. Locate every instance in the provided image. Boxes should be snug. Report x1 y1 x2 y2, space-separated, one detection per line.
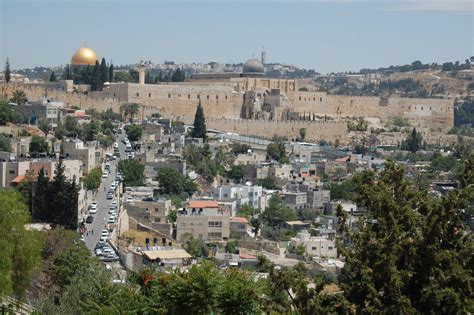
0 101 19 125
191 100 207 140
30 161 79 230
0 189 42 298
337 160 474 313
118 159 145 186
83 167 102 191
125 123 143 142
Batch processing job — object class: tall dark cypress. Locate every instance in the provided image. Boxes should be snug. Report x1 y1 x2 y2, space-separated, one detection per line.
191 100 207 140
4 58 11 83
50 160 67 227
65 176 79 230
100 58 109 83
91 60 101 91
33 168 50 222
109 63 114 82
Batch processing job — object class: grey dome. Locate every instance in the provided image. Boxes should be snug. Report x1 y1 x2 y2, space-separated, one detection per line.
243 59 264 73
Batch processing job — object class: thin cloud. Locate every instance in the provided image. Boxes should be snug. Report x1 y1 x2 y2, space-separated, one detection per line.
387 0 474 12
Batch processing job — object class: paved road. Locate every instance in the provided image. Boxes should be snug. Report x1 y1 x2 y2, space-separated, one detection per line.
83 131 127 252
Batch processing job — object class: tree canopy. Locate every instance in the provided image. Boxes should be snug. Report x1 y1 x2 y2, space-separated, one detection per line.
337 160 474 313
156 167 197 196
266 140 289 163
118 159 145 186
401 127 423 153
0 101 20 125
191 100 207 140
125 123 143 142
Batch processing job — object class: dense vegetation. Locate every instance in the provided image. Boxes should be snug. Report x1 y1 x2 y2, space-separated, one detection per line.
118 159 145 186
454 100 474 127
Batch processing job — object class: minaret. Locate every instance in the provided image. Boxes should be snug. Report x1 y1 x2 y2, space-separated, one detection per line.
261 47 266 65
138 61 145 85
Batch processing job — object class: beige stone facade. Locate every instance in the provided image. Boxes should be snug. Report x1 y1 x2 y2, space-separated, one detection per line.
2 76 454 144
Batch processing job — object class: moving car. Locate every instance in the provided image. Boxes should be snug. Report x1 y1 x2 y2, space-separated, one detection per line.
90 202 98 214
102 172 109 178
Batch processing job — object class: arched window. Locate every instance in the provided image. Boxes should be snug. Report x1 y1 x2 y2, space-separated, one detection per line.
136 93 139 97
206 95 209 99
188 94 191 99
216 95 219 100
168 94 171 98
148 93 151 97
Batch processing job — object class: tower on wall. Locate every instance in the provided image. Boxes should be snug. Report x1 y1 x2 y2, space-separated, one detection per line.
261 48 266 65
138 61 146 85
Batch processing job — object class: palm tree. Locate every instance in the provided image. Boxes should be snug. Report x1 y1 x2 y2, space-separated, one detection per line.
10 89 28 105
128 103 140 122
119 103 140 122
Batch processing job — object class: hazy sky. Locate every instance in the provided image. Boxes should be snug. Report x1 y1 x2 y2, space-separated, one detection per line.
1 0 473 73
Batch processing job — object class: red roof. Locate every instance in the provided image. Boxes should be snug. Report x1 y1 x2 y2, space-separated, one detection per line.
239 253 256 259
187 200 219 209
230 217 249 224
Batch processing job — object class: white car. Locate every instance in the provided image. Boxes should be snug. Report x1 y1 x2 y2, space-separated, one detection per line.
111 200 118 207
102 172 109 178
101 229 108 236
90 202 98 214
107 217 115 224
126 195 133 202
113 142 119 148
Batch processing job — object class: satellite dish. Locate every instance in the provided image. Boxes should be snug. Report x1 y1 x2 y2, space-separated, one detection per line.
245 181 252 186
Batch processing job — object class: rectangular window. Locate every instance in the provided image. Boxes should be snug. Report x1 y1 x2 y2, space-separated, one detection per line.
136 93 139 97
209 232 222 239
312 247 317 250
208 221 222 227
328 246 334 250
9 170 15 174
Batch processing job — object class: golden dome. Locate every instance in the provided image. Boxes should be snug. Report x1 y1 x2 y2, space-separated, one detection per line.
71 47 98 65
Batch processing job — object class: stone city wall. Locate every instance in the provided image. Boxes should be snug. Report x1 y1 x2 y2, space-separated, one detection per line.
294 92 381 118
177 117 349 144
3 80 454 135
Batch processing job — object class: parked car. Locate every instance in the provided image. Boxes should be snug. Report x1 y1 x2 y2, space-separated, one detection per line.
107 192 114 200
102 172 109 178
86 215 94 223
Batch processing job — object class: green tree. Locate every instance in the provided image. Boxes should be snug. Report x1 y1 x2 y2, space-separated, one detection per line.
182 234 208 258
9 89 28 105
0 101 19 125
109 63 114 82
330 179 357 200
64 115 79 136
118 159 145 186
261 195 296 228
0 133 11 151
49 160 79 229
83 167 102 190
99 57 109 83
337 161 474 313
225 239 239 253
257 176 278 190
156 167 197 195
120 103 140 122
401 127 423 153
38 120 51 135
33 167 50 222
90 60 102 91
49 70 57 82
62 64 71 80
29 135 49 155
4 57 11 83
125 123 143 142
191 100 207 140
0 189 42 298
299 128 306 141
232 143 251 155
227 164 245 182
237 204 255 219
266 140 289 163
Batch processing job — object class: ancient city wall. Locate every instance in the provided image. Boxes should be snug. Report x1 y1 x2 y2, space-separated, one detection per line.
294 92 381 118
3 80 454 135
381 97 454 131
182 118 348 144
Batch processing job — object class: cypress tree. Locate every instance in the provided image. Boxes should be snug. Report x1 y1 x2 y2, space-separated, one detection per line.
65 176 79 230
4 57 11 83
191 100 207 140
63 64 71 80
49 71 57 82
91 60 101 91
50 160 67 227
100 57 109 83
33 168 50 222
109 63 114 82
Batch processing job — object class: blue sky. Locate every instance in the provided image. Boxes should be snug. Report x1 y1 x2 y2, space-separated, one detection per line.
1 0 473 73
